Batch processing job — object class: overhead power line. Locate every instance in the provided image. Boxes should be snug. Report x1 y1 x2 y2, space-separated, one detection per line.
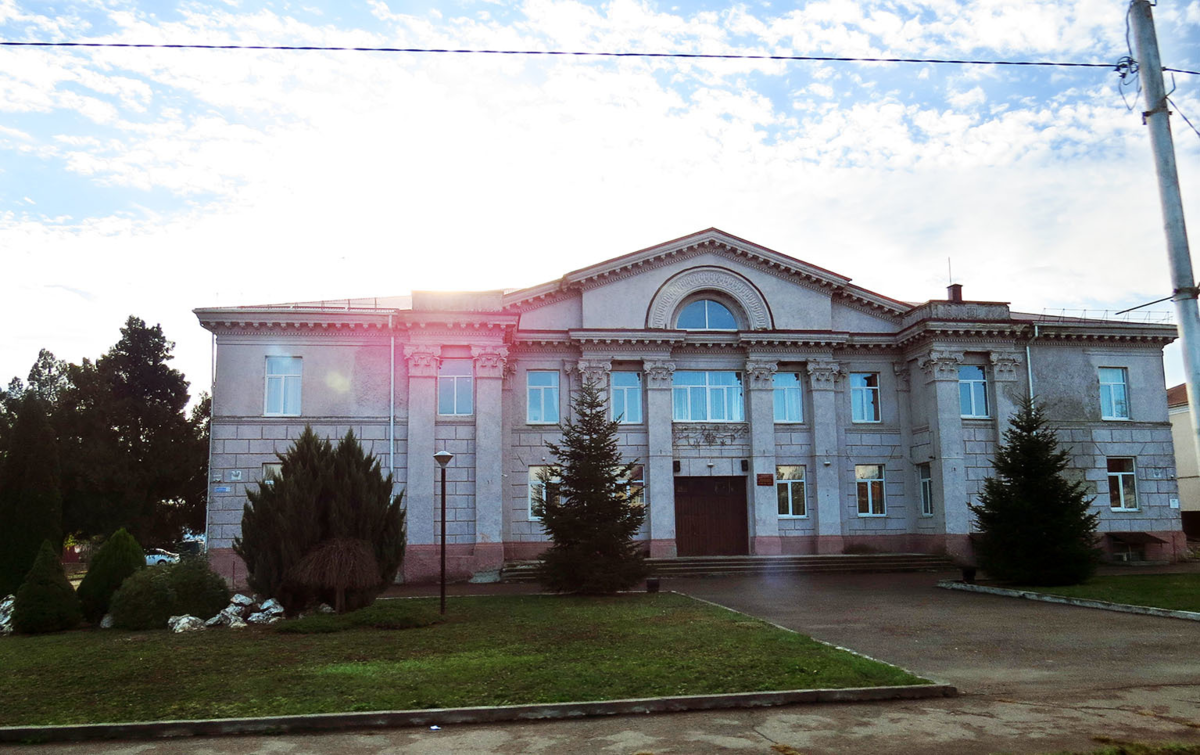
4 40 1191 73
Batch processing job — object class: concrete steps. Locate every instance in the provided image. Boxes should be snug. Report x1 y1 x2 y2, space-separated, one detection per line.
500 553 956 583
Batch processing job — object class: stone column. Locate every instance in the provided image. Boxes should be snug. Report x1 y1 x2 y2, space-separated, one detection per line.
746 359 781 555
808 360 843 554
989 351 1023 438
644 359 676 558
472 345 508 574
404 344 439 579
919 349 970 559
894 362 921 545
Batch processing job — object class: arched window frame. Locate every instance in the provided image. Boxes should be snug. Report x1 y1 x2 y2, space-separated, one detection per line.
672 292 745 331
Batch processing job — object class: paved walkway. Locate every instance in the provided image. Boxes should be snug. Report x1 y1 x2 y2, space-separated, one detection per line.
11 570 1200 754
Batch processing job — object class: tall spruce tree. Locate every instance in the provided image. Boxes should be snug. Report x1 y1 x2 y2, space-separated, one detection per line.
534 379 647 593
969 399 1101 586
0 394 63 596
236 428 405 613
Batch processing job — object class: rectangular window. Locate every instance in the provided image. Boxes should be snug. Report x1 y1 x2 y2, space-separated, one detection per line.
773 372 803 423
959 365 989 418
527 371 560 424
672 371 745 422
850 373 881 423
621 464 646 507
856 464 886 516
262 462 282 487
528 465 561 519
776 465 807 517
264 356 302 416
611 372 643 424
437 359 474 416
1107 458 1138 511
1100 367 1130 420
918 463 934 516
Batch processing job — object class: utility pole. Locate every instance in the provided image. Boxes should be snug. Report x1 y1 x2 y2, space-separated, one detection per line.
1130 0 1200 473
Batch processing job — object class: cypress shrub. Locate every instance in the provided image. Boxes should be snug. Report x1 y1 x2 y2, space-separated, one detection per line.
236 427 405 614
0 395 63 596
77 528 145 623
12 540 81 634
109 557 229 630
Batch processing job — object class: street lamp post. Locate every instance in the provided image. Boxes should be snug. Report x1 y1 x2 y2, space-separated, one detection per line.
433 450 454 615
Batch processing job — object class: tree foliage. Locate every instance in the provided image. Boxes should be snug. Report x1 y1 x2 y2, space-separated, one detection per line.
534 379 647 594
12 541 81 634
969 399 1101 586
77 528 145 623
0 394 63 596
108 556 230 630
235 428 405 613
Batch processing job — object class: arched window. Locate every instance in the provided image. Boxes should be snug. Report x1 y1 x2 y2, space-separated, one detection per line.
676 299 738 330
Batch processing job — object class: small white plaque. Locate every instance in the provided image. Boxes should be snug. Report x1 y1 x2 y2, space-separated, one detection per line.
227 470 243 482
1170 497 1180 509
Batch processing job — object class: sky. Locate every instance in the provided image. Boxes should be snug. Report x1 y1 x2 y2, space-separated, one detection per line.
3 0 1200 399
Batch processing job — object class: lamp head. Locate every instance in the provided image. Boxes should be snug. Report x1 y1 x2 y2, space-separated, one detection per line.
433 450 454 468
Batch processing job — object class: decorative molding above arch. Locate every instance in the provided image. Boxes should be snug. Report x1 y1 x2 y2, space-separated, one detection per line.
646 266 773 331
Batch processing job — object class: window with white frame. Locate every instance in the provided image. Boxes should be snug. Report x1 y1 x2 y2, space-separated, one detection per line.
611 372 643 424
437 359 474 416
528 465 561 519
672 371 744 421
856 464 886 516
958 365 989 418
621 464 645 507
774 372 803 423
262 462 282 487
1107 457 1138 510
1100 367 1130 420
264 356 302 416
776 465 806 517
918 463 934 516
850 373 881 423
527 371 560 424
676 299 738 330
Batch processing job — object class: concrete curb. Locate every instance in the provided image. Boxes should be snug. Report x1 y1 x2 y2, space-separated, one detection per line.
0 684 956 744
938 580 1200 622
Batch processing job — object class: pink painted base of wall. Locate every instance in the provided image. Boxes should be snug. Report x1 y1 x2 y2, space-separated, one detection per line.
403 543 506 584
649 539 677 559
1098 530 1189 562
208 548 250 591
752 536 782 555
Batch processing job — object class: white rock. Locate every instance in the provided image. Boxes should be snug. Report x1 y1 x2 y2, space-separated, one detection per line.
0 594 14 635
316 603 335 614
228 616 247 629
230 594 254 606
246 611 269 624
259 598 284 615
168 615 205 633
99 613 114 630
203 614 224 628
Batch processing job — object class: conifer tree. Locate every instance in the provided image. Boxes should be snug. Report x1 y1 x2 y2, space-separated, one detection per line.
236 427 405 612
12 540 81 634
969 399 1101 585
77 528 145 623
534 379 647 593
0 394 63 596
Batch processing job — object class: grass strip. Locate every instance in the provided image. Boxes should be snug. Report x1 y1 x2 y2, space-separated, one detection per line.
1015 574 1200 613
0 593 926 726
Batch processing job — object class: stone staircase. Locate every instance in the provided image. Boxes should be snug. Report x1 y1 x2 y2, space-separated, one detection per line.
500 553 956 583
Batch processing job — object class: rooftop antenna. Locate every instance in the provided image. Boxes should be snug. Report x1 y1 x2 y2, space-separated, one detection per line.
947 257 953 285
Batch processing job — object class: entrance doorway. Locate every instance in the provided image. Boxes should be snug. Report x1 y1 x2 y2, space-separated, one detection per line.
673 476 749 556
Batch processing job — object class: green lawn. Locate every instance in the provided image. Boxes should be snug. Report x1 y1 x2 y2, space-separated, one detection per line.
0 593 927 727
1018 574 1200 613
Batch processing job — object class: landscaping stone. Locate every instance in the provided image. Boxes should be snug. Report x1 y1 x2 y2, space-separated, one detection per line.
260 599 284 615
230 594 254 607
99 614 114 630
246 611 280 625
227 616 247 630
167 615 205 633
0 594 13 636
317 603 334 614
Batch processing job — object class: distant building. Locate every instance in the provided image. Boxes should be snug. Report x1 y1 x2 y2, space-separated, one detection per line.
195 229 1187 584
1167 384 1198 538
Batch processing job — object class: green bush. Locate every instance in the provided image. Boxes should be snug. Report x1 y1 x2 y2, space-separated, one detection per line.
77 528 145 623
12 541 81 634
109 557 229 630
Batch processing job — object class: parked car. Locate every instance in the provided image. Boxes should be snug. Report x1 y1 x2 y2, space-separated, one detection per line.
145 548 180 566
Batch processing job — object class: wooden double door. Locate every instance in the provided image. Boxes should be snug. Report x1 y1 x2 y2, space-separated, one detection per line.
673 476 749 556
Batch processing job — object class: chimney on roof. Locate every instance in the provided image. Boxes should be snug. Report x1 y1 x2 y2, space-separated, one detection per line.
947 283 963 303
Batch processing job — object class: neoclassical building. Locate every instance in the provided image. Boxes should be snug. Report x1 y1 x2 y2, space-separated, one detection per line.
196 229 1186 583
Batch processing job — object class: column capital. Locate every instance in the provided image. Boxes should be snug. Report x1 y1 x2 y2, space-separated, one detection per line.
989 351 1022 382
570 358 612 387
893 362 911 392
806 360 841 390
644 359 676 389
403 344 440 377
470 345 509 379
918 349 963 381
745 359 778 389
